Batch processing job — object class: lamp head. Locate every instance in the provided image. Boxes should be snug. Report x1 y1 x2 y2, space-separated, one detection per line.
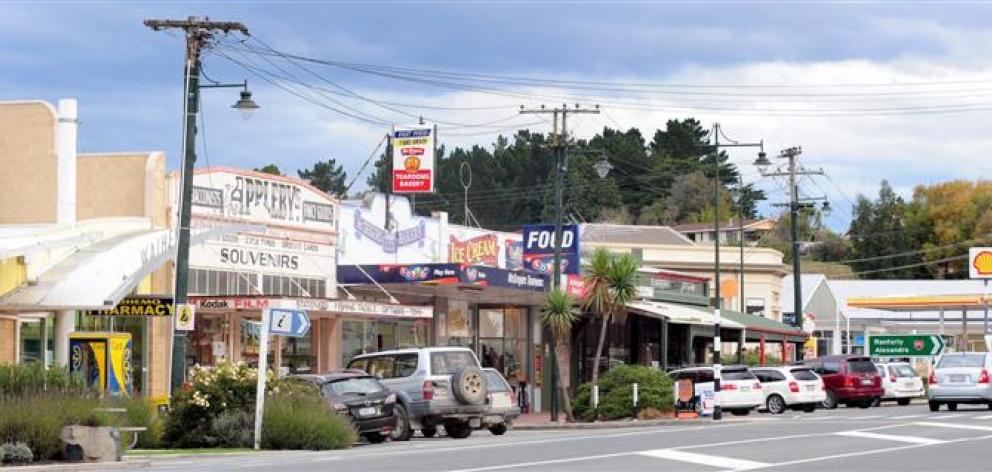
593 154 613 179
232 88 260 120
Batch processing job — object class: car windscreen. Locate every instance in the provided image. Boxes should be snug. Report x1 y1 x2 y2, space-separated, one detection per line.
891 365 917 377
791 369 819 381
483 371 510 392
848 360 878 374
722 369 756 381
323 377 385 397
430 351 478 375
938 354 986 368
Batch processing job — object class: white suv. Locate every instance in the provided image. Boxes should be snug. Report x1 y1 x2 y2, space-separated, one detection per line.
751 366 825 414
348 347 488 440
875 362 924 406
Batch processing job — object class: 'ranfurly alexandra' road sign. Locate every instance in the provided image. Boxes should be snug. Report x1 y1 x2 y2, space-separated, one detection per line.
869 334 945 357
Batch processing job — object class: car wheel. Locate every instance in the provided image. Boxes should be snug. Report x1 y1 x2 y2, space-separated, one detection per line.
422 427 437 438
390 405 413 441
766 395 787 415
730 409 751 416
365 433 387 444
822 391 838 410
489 424 508 436
452 367 488 405
871 397 881 407
802 403 817 413
444 422 473 439
948 403 958 411
858 399 872 409
897 398 911 406
929 401 940 412
987 403 992 411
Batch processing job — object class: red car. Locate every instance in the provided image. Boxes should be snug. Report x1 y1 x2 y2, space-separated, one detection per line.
802 355 883 409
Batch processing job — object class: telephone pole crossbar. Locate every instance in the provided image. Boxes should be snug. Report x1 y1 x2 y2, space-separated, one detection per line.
519 104 599 423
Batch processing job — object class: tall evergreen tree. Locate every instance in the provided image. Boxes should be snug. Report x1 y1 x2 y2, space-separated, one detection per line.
299 158 349 198
254 164 282 176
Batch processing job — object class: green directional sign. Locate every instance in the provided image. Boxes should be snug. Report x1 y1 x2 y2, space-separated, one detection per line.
869 334 945 357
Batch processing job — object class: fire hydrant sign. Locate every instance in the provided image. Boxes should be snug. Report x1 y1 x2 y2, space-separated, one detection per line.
391 125 436 194
969 247 992 279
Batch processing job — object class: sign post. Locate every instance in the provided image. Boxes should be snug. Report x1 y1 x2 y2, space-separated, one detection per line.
253 307 310 450
868 334 945 357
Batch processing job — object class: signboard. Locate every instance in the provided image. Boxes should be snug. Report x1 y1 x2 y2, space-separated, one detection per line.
449 234 499 266
804 336 817 359
267 308 311 338
802 313 816 334
83 296 174 317
175 304 196 331
391 126 436 193
969 247 992 279
337 263 549 292
522 224 580 275
868 334 944 357
336 195 443 265
192 297 433 319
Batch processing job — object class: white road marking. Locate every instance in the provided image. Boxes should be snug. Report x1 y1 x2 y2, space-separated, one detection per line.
916 421 992 432
935 414 962 419
639 449 770 470
889 414 923 419
835 430 945 445
311 456 342 462
804 415 838 421
973 414 992 420
446 451 632 472
845 415 880 420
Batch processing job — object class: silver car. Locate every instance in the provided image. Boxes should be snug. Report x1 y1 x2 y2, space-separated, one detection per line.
480 368 521 435
347 347 489 440
928 352 992 411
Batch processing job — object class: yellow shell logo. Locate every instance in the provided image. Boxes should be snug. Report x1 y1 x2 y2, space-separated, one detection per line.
404 155 421 171
974 251 992 275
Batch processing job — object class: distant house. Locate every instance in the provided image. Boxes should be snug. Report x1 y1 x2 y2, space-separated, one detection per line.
672 218 776 246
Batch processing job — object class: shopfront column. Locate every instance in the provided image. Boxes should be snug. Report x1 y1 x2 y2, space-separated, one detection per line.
54 310 75 366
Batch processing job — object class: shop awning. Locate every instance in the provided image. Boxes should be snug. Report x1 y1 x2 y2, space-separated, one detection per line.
626 300 745 329
0 224 261 311
191 296 433 319
338 264 549 292
718 309 808 343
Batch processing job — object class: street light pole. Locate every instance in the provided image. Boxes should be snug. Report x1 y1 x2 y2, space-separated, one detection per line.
519 104 599 422
145 17 255 395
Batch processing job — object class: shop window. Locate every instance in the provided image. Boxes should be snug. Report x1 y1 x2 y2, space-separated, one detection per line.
282 334 314 375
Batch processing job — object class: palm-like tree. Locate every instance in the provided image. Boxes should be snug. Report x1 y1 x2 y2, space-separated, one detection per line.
582 248 641 389
541 288 579 421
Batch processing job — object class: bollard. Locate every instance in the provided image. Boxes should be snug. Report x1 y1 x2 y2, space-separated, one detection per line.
632 383 639 421
592 384 600 422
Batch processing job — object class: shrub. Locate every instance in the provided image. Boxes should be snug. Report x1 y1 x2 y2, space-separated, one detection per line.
572 365 674 422
0 393 111 461
741 351 782 367
117 397 164 449
0 363 85 399
210 410 254 448
1 442 33 465
261 395 356 450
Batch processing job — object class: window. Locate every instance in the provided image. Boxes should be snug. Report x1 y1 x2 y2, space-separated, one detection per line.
346 358 367 372
483 371 510 392
723 369 756 381
430 351 477 375
938 354 986 368
323 377 384 396
791 369 819 381
847 360 878 374
822 361 841 375
892 365 917 377
695 370 714 383
394 354 418 377
754 370 786 382
367 356 395 379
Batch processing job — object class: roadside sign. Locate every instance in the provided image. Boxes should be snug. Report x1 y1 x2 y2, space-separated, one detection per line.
174 304 195 331
267 308 310 338
868 334 944 357
969 247 992 279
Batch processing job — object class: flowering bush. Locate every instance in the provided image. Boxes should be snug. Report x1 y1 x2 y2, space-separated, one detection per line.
164 361 321 448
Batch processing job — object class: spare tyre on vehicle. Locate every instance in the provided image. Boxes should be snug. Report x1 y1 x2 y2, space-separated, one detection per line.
451 366 488 405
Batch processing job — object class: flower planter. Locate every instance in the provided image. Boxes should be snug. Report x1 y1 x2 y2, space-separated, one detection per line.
60 425 121 462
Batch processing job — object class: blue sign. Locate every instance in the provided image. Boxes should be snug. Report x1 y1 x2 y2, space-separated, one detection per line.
522 224 580 275
268 308 310 338
854 335 865 347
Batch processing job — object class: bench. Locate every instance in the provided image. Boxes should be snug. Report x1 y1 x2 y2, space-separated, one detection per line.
93 408 147 448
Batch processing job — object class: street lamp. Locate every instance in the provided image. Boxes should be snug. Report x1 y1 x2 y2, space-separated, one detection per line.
593 154 613 179
232 86 260 119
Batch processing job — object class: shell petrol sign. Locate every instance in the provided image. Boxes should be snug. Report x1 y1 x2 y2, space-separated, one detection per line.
969 247 992 279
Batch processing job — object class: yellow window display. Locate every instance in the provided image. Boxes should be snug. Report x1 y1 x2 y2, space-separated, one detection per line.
68 332 133 397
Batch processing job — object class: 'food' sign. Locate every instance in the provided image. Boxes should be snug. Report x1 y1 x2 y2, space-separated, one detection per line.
522 224 580 275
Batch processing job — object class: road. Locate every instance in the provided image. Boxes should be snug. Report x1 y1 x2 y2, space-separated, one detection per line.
134 403 992 471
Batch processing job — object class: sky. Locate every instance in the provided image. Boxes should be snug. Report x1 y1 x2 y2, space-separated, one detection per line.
4 0 992 231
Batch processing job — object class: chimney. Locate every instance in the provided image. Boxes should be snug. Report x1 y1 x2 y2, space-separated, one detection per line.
57 99 78 226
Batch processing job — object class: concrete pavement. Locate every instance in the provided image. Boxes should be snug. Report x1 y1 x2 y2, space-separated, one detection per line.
128 403 992 471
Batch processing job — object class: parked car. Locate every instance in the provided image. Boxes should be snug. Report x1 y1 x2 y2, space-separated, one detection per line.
802 355 883 409
347 347 489 440
875 362 925 406
480 368 521 435
290 370 395 444
928 352 992 412
751 366 825 414
669 365 763 416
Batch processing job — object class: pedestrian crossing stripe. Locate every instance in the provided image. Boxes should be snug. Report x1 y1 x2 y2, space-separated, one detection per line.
638 449 770 470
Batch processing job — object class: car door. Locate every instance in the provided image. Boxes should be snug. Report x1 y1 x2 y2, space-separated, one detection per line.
821 359 843 393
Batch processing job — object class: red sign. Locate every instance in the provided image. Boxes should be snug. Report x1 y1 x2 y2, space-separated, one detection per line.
449 235 499 266
563 274 587 298
392 170 432 193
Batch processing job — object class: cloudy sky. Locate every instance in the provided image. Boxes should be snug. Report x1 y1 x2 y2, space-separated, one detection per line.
4 0 992 230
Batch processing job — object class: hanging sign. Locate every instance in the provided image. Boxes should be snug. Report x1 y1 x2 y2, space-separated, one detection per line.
391 125 436 194
522 224 580 275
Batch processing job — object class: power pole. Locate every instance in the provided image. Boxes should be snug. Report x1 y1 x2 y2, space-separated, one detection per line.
144 17 249 395
762 146 825 361
519 104 599 422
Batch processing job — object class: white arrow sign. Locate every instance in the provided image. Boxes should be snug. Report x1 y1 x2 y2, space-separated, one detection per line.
268 308 310 338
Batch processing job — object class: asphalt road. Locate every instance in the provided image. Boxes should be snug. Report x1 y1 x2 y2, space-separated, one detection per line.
134 403 992 471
